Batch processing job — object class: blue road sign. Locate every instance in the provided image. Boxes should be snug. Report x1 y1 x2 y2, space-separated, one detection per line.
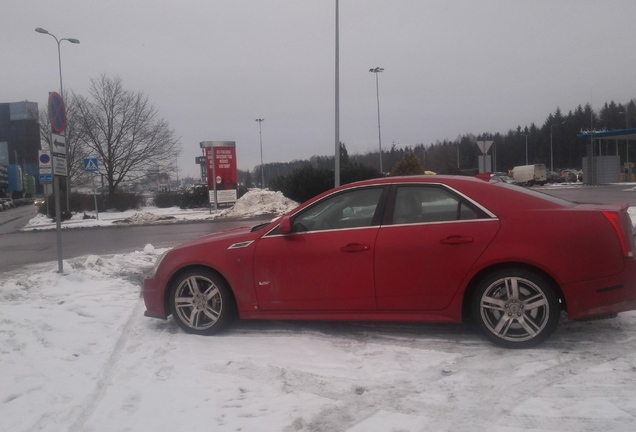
39 174 53 183
84 158 99 172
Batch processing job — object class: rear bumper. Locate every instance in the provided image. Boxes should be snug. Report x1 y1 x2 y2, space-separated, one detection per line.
563 259 636 320
143 275 168 319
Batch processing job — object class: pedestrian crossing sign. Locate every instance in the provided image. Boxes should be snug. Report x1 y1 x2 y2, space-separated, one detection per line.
84 158 99 172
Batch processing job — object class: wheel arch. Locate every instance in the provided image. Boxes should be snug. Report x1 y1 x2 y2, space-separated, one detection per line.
461 262 567 321
163 264 236 317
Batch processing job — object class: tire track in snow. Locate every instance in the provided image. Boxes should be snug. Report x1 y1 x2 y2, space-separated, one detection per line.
65 298 146 432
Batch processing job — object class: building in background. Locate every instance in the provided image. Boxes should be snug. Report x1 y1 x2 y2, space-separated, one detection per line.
0 101 41 197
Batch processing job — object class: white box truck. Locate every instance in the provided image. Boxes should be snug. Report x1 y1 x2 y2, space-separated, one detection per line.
511 164 547 186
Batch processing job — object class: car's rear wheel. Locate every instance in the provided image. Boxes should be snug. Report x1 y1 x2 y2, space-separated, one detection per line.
472 268 560 348
169 268 236 335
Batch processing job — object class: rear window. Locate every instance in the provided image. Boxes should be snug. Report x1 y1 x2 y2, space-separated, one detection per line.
492 181 576 207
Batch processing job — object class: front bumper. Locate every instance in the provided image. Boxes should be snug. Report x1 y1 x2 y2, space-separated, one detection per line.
143 274 168 319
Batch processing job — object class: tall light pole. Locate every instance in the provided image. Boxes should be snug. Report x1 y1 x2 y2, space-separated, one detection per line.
620 109 630 180
255 118 265 188
35 27 79 274
549 121 565 172
369 67 384 174
522 133 531 165
35 27 79 214
334 0 340 187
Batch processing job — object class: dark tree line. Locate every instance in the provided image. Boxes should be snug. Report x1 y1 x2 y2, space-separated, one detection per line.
238 99 635 189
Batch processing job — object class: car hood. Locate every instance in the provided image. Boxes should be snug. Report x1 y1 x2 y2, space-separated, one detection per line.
171 225 264 251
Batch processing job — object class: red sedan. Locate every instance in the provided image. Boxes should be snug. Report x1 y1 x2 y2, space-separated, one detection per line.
143 176 636 348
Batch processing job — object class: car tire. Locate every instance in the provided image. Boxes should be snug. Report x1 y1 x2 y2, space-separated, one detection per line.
472 268 560 348
169 268 237 335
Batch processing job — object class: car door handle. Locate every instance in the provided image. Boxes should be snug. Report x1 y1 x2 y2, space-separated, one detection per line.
440 236 474 245
341 243 371 252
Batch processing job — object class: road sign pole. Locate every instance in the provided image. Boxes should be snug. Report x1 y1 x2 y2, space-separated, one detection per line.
53 172 63 273
92 172 99 220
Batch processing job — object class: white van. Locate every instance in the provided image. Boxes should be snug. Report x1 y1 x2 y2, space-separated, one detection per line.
511 164 547 186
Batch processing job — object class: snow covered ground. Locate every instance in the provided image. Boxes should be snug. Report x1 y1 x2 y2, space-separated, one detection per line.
2 189 636 431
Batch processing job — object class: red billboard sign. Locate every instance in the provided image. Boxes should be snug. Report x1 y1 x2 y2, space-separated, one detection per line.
204 142 237 205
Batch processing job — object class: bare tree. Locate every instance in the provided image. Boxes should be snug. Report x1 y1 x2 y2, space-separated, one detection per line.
75 75 180 198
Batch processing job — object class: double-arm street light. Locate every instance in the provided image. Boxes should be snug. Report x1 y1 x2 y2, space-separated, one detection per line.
35 27 80 100
369 67 384 174
35 27 79 216
255 119 265 188
35 27 79 274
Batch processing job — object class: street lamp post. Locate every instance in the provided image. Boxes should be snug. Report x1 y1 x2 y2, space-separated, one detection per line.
35 27 79 216
334 0 340 187
620 110 630 180
35 27 79 274
522 133 531 165
549 122 565 172
369 67 384 174
255 118 265 188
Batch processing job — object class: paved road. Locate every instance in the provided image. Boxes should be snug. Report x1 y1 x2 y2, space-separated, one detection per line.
0 210 270 273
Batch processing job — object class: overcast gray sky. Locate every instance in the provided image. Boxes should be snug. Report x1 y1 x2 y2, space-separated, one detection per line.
3 0 635 178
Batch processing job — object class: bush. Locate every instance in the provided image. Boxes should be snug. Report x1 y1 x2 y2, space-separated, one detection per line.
103 193 145 212
179 187 209 209
269 163 382 203
154 191 181 208
38 192 145 216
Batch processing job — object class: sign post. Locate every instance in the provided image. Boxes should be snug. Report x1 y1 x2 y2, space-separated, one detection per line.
38 150 52 217
84 158 100 220
199 141 237 213
48 91 67 273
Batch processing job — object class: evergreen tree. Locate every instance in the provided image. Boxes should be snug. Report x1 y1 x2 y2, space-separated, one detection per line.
390 152 425 176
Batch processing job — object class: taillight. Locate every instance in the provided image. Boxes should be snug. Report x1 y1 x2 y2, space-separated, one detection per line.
602 211 634 258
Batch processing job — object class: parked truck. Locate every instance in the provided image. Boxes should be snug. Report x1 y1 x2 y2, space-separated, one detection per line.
511 164 547 186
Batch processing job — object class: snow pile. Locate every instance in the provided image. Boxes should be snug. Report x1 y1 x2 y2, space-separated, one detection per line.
220 189 298 218
23 189 298 230
113 211 175 225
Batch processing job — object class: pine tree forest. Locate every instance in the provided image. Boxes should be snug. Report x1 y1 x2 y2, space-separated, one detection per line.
243 99 636 185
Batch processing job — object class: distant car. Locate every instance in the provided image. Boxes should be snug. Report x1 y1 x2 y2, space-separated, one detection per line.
0 198 14 209
34 195 45 206
143 175 636 348
546 171 562 183
560 169 578 182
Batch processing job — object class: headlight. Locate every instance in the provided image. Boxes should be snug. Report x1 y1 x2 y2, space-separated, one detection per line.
150 251 168 276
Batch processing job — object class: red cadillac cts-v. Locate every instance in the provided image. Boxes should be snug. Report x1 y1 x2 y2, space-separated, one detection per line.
143 176 636 348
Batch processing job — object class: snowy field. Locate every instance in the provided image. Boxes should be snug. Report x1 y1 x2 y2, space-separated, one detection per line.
2 189 636 431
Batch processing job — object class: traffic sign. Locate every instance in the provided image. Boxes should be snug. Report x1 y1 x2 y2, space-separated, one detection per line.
51 133 67 156
84 158 99 172
53 155 67 177
39 150 52 174
39 174 53 183
48 92 66 134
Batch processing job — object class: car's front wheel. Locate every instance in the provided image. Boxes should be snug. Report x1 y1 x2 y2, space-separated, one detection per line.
169 268 236 335
472 268 560 348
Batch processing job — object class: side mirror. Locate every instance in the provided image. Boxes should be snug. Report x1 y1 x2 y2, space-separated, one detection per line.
279 215 292 234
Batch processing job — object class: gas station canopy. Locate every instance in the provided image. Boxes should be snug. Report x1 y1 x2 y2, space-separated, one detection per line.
578 128 636 141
